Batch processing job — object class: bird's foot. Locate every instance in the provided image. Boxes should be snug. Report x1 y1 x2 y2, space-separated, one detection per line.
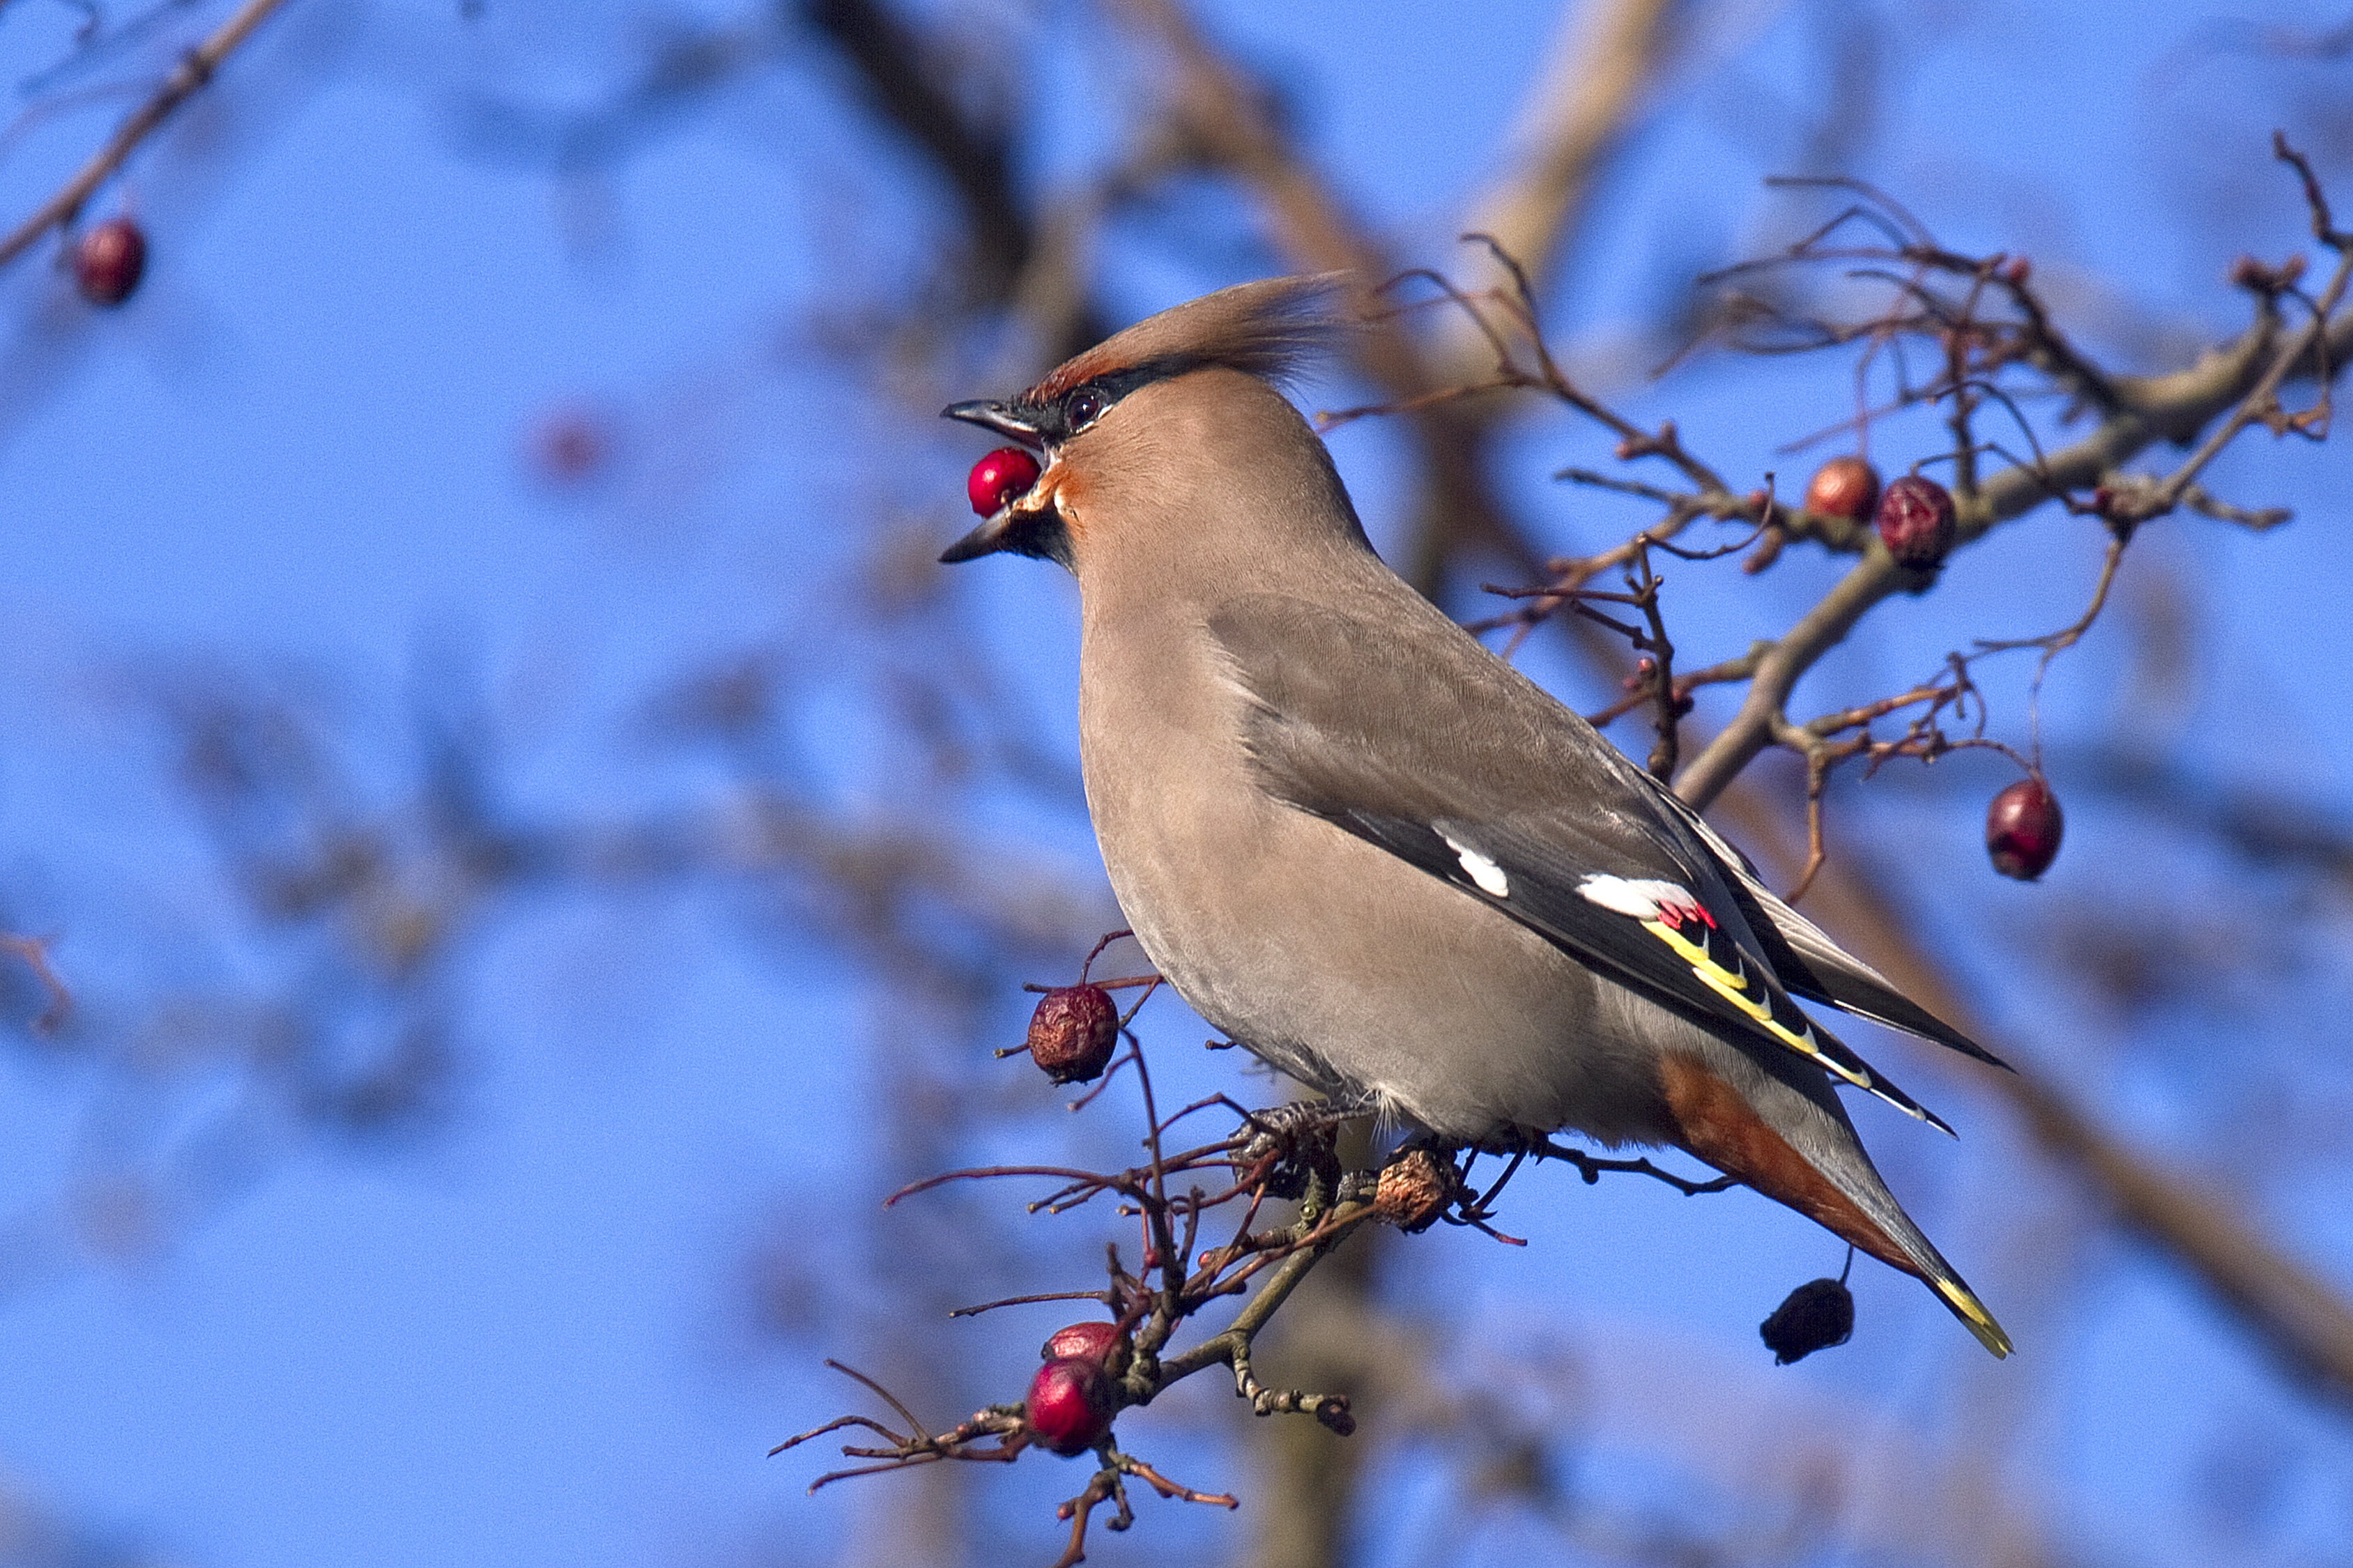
1234 1093 1381 1139
1230 1098 1374 1207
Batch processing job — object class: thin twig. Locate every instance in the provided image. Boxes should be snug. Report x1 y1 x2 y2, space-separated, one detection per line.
0 0 296 270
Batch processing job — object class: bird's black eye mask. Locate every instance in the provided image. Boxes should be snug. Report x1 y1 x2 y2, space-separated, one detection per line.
945 354 1229 452
1003 362 1179 447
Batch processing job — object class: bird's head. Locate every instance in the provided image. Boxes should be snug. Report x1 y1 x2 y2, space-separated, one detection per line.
940 274 1358 572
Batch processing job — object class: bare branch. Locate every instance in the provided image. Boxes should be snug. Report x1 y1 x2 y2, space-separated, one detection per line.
0 932 70 1035
0 0 294 270
1673 280 2329 809
1436 0 1680 381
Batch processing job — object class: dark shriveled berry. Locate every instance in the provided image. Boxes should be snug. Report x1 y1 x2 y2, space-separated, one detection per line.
1025 1356 1115 1456
1876 473 1957 568
1761 1277 1855 1364
74 217 147 307
1802 455 1880 526
967 446 1041 516
1024 985 1119 1083
1986 777 2064 881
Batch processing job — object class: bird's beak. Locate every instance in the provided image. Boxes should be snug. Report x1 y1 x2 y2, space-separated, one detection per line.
942 399 1042 447
940 399 1048 564
939 514 1016 564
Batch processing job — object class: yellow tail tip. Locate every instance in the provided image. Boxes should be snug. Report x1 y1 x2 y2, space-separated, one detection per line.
1935 1277 2014 1358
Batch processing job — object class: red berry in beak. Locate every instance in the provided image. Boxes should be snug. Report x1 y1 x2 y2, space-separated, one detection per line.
967 446 1041 517
1025 1356 1115 1456
74 217 146 307
1876 473 1958 569
1986 777 2064 881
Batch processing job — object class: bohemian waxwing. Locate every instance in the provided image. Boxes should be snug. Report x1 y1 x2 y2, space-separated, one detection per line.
941 275 2011 1358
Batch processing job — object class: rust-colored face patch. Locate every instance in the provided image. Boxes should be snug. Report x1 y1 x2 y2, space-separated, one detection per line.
1040 457 1086 545
1657 1052 1919 1282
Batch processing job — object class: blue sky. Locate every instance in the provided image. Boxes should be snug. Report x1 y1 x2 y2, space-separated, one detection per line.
1 2 2350 1565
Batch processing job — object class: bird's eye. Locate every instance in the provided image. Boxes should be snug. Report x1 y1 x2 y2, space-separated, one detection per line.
1065 387 1107 429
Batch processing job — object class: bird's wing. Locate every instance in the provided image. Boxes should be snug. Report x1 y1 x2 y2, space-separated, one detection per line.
1694 824 2011 1071
1209 591 1957 1132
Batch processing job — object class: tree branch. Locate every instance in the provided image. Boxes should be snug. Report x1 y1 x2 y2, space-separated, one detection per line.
1441 0 1681 381
0 0 293 270
1673 301 2329 809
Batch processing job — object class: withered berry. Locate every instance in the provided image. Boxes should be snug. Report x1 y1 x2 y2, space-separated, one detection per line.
1373 1147 1457 1232
1875 473 1957 569
1760 1276 1855 1364
1023 985 1119 1083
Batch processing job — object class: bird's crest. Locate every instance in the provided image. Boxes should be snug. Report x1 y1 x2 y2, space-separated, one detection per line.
1025 274 1353 401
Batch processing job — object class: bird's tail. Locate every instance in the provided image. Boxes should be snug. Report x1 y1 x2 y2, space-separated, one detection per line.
1839 1185 2013 1358
1659 1050 2011 1358
1922 1267 2013 1358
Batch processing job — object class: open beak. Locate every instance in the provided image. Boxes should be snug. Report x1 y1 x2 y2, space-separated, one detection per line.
940 399 1047 564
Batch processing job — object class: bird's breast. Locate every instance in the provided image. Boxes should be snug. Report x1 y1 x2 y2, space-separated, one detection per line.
1072 606 1676 1147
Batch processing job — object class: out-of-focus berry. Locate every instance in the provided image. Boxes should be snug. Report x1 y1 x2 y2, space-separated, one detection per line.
1876 473 1957 569
74 217 146 306
1986 777 2064 881
529 407 618 487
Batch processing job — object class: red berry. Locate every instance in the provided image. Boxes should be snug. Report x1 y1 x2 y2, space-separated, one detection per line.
1986 777 2063 881
1041 1321 1125 1367
1025 1356 1114 1456
74 217 146 307
1023 985 1119 1084
1803 455 1880 526
1876 473 1956 569
967 446 1040 517
529 406 617 486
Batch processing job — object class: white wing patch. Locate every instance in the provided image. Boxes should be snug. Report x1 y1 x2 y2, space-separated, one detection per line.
1441 833 1510 898
1577 874 1702 923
